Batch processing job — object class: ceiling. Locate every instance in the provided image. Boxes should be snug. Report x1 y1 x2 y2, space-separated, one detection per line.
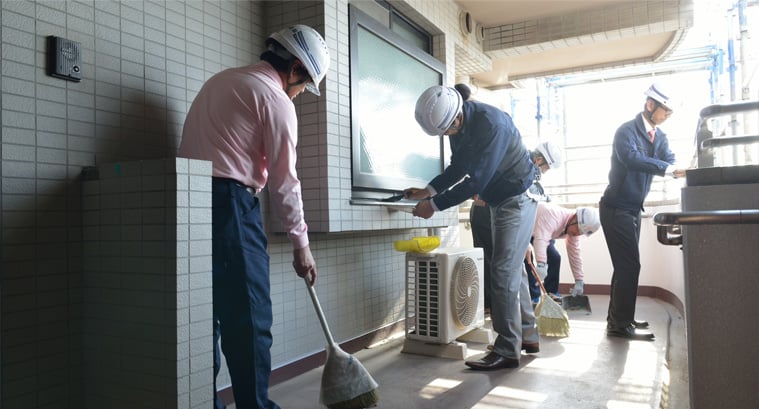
453 0 694 89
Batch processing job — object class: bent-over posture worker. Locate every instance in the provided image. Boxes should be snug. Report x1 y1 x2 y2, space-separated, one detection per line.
405 85 539 371
526 202 601 299
179 25 329 408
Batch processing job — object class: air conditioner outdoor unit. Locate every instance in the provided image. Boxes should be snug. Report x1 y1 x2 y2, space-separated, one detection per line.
405 247 485 345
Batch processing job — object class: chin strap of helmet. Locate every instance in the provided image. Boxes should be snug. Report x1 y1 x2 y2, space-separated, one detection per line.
644 98 658 123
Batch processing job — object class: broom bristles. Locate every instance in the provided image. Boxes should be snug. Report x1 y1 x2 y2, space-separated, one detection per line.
326 388 379 409
320 344 379 408
535 294 570 338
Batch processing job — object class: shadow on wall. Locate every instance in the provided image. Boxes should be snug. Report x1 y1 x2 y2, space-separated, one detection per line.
94 94 182 165
1 89 181 406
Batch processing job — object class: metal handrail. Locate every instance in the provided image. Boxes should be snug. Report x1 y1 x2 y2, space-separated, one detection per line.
698 101 759 120
701 134 759 150
654 209 759 225
653 209 759 245
695 100 759 167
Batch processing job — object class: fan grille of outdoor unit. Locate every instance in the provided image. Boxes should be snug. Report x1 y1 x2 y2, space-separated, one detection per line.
414 259 438 338
451 256 479 328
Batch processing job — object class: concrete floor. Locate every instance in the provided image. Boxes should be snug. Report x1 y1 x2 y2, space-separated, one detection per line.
261 295 689 409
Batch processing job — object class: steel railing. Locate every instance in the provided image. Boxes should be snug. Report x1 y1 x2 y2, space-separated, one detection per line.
695 100 759 168
653 209 759 245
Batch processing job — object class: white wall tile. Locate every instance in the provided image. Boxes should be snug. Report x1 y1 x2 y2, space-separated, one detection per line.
1 1 474 407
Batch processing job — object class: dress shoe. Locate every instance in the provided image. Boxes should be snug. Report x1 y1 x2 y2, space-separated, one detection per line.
465 352 520 370
607 324 654 341
486 342 539 353
633 320 649 329
522 342 540 354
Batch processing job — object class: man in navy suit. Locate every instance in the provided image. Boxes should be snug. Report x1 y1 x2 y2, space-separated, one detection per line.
600 83 686 341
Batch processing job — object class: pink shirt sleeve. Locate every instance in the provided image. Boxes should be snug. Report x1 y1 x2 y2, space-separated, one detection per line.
565 235 584 281
260 97 310 249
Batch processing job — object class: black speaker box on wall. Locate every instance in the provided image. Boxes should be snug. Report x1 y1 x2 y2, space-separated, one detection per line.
47 36 81 82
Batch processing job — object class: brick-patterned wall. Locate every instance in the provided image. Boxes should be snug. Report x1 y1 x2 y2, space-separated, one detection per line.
0 1 468 408
80 158 212 409
0 2 261 407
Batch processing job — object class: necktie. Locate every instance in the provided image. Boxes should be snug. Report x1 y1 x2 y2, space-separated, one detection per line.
648 129 656 143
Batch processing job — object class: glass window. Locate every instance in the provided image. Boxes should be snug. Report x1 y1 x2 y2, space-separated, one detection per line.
390 13 430 52
349 5 446 193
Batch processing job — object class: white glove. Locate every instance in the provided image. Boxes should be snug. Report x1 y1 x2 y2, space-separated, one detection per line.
536 262 548 281
571 280 584 296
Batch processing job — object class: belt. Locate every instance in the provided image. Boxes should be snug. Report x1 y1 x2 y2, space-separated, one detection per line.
213 177 258 196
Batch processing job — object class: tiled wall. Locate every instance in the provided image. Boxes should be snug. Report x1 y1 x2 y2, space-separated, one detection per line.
81 158 212 409
0 1 470 407
1 1 263 407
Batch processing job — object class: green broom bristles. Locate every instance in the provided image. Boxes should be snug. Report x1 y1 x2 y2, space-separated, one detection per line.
534 294 570 338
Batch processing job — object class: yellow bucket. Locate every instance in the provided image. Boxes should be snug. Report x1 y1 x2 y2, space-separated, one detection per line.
393 236 441 253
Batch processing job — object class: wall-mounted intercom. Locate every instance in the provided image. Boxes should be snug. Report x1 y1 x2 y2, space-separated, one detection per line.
47 36 81 82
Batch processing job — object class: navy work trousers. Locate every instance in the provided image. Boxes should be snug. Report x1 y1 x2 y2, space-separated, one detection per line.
212 178 280 409
599 201 642 329
526 239 562 299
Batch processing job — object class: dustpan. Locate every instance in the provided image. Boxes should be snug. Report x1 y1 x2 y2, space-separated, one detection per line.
562 294 592 313
304 278 379 409
528 264 570 338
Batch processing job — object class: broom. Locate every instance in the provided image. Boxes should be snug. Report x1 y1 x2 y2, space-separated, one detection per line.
304 278 380 409
527 263 570 338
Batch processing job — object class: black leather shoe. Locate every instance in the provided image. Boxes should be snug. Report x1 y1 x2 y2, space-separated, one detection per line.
522 342 540 354
486 342 539 353
465 352 520 370
607 325 654 341
633 320 649 329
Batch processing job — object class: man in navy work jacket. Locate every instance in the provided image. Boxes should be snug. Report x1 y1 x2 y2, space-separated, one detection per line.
600 83 686 341
405 85 540 370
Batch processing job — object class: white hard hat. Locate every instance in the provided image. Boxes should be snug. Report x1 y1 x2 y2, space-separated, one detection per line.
415 86 463 136
267 25 330 96
576 207 601 236
643 83 673 109
536 141 563 169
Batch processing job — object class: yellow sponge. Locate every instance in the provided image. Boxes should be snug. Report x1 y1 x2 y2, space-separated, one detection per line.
393 236 440 253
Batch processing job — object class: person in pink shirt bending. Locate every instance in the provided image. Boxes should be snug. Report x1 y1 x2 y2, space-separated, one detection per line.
178 25 329 409
526 202 601 301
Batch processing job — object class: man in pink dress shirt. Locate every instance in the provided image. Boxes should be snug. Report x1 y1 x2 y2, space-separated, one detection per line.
179 25 329 409
526 202 601 299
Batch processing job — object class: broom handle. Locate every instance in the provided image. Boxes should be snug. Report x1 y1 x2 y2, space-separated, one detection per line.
527 262 549 296
304 278 337 346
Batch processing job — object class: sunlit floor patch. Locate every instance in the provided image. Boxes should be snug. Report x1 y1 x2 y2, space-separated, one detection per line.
471 386 547 409
606 400 655 409
419 377 462 399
